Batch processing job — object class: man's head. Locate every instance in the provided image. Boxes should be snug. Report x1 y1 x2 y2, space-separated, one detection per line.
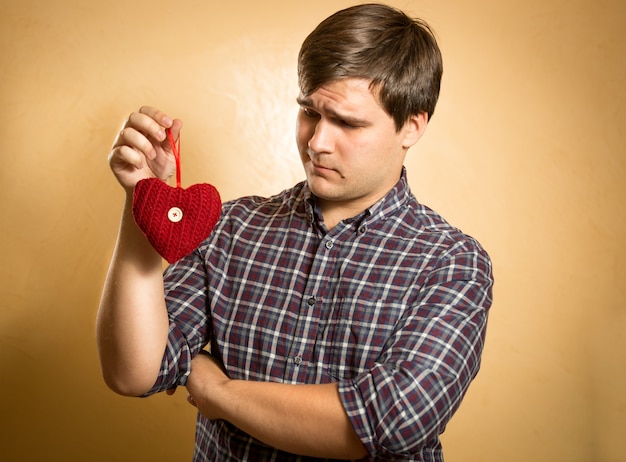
298 3 443 131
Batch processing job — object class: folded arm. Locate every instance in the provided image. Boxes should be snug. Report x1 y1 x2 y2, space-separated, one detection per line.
185 240 493 459
185 352 367 460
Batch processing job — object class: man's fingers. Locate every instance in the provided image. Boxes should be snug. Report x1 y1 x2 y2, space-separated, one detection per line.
139 105 174 130
116 126 157 160
109 144 145 171
107 106 180 189
127 111 166 144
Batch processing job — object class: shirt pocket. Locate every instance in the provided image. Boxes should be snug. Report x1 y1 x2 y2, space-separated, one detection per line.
325 297 403 380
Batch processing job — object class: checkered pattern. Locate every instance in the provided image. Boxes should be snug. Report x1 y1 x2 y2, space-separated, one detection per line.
147 169 493 461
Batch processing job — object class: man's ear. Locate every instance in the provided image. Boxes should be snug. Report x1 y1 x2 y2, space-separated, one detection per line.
401 112 429 149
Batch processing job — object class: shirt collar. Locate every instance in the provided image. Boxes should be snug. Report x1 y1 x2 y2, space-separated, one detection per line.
303 167 412 229
365 166 412 221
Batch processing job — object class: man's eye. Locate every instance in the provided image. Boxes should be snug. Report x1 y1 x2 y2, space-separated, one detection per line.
302 108 319 118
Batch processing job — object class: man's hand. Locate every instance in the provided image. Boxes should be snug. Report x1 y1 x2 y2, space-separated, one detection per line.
185 351 229 419
108 106 183 191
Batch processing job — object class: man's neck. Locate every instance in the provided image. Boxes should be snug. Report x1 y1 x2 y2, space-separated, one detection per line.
318 199 372 231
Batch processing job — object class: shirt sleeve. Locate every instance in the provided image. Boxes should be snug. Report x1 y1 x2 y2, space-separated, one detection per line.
144 250 211 395
338 238 494 458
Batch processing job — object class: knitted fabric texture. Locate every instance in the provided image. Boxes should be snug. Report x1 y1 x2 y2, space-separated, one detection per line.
132 178 222 263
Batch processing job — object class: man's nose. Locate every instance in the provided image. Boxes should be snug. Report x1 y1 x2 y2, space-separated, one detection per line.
307 119 334 155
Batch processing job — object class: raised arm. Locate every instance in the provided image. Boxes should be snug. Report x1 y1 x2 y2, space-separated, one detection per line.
96 107 182 396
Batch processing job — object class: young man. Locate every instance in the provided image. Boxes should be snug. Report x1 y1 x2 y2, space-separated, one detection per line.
98 4 494 461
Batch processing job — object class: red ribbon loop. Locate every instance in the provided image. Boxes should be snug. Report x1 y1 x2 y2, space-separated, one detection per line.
166 127 182 188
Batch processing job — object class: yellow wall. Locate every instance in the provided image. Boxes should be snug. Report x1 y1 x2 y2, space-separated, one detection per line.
1 0 624 460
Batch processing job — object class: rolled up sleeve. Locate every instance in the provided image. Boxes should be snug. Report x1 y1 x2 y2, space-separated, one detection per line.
145 251 211 395
338 243 493 458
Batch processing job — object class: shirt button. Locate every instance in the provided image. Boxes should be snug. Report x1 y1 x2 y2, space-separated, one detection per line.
294 355 303 366
358 225 367 234
307 296 316 306
325 240 334 250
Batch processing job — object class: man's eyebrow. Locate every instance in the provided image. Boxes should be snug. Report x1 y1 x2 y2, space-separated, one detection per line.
296 96 368 125
296 96 312 106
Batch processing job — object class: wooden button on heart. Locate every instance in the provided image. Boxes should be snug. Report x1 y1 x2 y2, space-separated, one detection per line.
168 207 183 223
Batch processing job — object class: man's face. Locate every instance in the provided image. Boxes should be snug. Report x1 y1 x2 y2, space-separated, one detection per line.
296 78 421 223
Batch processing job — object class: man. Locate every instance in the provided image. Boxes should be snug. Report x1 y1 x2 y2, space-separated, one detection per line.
97 4 493 461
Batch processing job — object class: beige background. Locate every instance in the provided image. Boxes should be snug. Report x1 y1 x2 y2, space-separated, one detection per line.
1 0 624 460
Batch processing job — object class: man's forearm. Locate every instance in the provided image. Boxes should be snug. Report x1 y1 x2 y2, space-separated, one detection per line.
96 197 169 396
222 381 366 459
186 354 367 459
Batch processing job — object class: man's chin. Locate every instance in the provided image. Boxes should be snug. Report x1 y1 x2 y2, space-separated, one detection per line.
306 176 336 199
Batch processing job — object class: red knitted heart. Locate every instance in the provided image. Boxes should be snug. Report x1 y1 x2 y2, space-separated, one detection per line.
130 128 222 263
132 178 221 263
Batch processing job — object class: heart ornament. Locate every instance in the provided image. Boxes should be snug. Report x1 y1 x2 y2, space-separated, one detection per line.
132 128 222 263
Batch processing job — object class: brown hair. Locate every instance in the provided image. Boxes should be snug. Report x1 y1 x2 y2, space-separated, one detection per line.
298 3 443 130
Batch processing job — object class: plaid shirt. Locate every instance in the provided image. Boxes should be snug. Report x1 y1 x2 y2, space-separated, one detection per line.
148 169 494 461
